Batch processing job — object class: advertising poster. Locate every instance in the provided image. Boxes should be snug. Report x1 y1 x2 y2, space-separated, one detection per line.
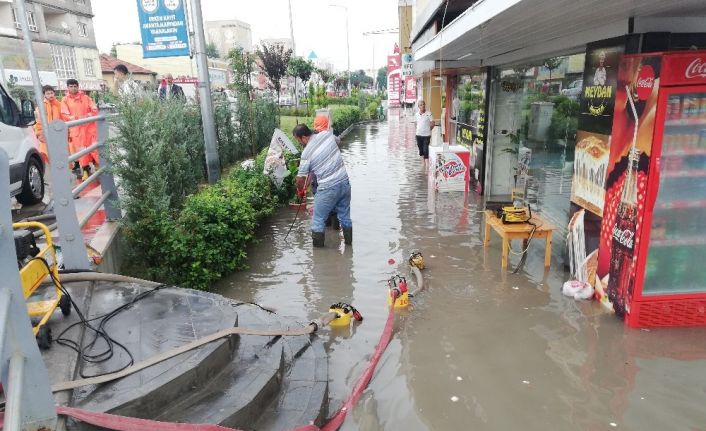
404 75 417 103
431 150 470 192
596 54 661 316
571 45 623 217
579 45 623 134
137 0 190 58
387 54 401 108
263 129 299 188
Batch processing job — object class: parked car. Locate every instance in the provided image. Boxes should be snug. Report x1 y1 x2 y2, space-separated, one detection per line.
0 84 45 205
561 79 583 99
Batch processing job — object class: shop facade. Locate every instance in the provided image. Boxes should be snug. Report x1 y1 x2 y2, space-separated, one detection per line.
410 0 706 327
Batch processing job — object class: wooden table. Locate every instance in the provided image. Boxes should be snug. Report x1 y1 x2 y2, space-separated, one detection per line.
483 210 556 269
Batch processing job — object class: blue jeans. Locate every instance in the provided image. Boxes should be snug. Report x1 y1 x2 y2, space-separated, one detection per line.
312 179 352 232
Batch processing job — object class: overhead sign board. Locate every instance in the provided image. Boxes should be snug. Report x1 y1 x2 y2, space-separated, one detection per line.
137 0 190 58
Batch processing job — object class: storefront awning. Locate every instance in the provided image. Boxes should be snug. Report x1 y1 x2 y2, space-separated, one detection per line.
413 0 706 67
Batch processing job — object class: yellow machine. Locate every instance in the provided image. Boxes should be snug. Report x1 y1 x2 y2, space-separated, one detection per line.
328 303 363 327
387 275 409 309
497 204 532 224
13 222 71 348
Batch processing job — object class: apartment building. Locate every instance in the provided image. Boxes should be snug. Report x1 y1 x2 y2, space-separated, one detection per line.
205 19 252 58
0 0 101 93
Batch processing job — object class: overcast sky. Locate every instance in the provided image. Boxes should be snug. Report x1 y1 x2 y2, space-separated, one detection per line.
92 0 400 72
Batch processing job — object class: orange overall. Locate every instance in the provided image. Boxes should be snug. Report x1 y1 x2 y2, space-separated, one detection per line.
60 92 98 168
33 98 62 163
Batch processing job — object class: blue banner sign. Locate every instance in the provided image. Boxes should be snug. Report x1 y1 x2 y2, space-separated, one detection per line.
137 0 190 58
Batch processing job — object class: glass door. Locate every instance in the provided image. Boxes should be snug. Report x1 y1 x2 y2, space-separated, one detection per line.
644 89 706 295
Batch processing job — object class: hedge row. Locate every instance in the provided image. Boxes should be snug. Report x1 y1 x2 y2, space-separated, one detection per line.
110 96 288 290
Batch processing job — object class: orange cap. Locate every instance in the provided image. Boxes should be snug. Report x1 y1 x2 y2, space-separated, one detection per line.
314 115 329 132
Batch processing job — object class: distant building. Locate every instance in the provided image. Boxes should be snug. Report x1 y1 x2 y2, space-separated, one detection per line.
0 0 102 92
99 54 156 88
205 19 252 58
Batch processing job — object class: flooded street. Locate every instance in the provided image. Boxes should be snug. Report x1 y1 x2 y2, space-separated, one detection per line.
214 113 706 431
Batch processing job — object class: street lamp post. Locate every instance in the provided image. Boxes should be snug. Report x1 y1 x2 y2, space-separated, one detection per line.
329 4 350 96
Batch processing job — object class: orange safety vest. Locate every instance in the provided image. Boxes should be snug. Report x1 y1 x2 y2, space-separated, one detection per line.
33 98 62 161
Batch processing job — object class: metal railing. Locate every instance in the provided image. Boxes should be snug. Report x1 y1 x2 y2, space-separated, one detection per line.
42 110 121 270
0 150 57 431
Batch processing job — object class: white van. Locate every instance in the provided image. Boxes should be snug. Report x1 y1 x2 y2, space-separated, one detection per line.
0 84 45 205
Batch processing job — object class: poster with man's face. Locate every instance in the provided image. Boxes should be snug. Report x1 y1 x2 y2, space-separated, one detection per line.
579 45 623 135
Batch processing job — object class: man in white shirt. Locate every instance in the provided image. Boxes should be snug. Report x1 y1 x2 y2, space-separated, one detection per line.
112 64 142 99
415 100 435 170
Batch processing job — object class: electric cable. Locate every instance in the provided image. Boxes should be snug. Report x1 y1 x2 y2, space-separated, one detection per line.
31 257 167 379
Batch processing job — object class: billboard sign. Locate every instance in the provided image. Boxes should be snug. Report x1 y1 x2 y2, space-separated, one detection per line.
387 54 401 108
137 0 190 58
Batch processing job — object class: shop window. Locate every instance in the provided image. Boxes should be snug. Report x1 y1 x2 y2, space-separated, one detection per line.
488 53 586 229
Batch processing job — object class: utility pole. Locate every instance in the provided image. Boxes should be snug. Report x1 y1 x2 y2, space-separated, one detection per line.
189 0 220 184
288 0 297 106
330 4 350 96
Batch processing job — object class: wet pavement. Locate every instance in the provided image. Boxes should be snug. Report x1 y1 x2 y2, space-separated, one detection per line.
214 111 706 431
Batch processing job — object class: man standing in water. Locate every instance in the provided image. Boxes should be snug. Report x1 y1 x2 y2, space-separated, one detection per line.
415 100 435 171
293 124 352 248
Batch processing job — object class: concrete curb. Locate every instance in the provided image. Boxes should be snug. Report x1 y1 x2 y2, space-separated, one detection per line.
338 120 380 139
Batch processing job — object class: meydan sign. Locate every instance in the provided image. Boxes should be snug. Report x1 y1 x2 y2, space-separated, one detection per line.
4 69 58 87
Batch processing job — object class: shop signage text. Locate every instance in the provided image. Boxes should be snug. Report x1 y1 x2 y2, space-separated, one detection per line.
685 58 706 79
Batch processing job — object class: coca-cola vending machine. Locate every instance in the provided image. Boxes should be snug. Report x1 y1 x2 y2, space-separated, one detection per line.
598 50 706 327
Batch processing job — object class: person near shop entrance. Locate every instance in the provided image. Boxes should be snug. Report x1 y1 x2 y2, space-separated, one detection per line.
293 124 352 248
33 85 62 164
61 79 99 181
415 100 435 170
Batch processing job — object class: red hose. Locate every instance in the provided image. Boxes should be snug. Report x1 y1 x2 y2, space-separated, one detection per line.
0 300 399 431
321 300 397 431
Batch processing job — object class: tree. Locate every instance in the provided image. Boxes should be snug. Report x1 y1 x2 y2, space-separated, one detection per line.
317 67 333 84
543 57 563 92
287 56 314 107
376 67 387 91
228 47 254 98
350 69 373 89
206 42 220 59
257 43 292 104
110 44 117 57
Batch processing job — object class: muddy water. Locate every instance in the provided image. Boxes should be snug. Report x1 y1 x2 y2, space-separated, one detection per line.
214 112 706 431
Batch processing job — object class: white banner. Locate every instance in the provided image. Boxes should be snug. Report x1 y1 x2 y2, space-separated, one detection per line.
4 69 58 87
263 128 299 188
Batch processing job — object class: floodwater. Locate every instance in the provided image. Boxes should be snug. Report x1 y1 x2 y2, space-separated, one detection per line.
214 112 706 431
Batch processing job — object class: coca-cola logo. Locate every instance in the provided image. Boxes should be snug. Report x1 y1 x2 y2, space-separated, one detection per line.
441 160 465 178
612 225 635 250
685 58 706 79
635 65 655 100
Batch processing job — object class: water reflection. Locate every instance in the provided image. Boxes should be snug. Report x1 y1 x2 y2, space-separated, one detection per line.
215 111 706 430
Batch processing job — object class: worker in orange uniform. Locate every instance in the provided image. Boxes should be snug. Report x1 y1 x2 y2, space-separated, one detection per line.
60 79 98 180
33 85 62 164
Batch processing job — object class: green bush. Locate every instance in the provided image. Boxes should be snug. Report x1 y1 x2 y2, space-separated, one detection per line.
365 101 379 120
332 106 361 135
112 95 287 290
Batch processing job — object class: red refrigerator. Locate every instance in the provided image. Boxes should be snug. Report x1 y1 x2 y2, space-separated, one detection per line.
598 50 706 327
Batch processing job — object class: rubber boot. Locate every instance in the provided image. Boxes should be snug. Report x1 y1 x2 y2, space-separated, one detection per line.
312 231 325 248
342 227 352 245
325 214 332 228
